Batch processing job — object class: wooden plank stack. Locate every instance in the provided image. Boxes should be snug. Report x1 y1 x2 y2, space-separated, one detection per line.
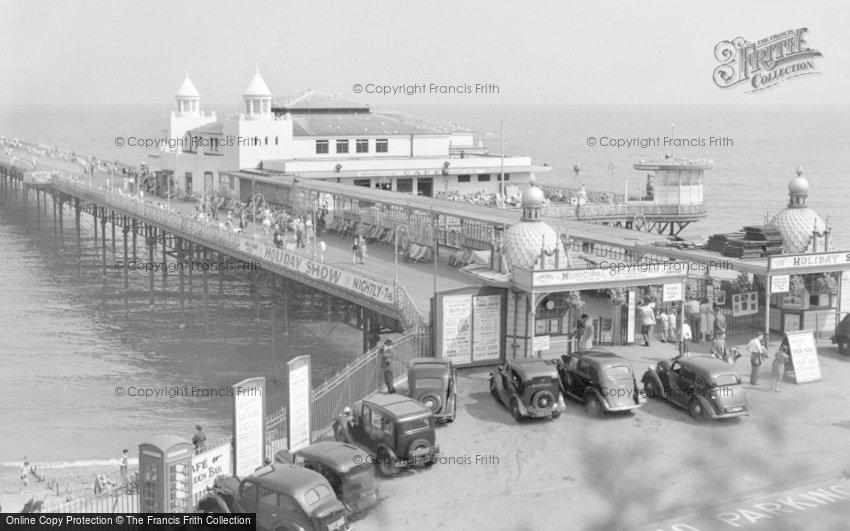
706 226 784 258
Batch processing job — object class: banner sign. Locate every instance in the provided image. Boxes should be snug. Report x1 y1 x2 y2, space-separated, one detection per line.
287 356 312 452
516 264 685 292
770 252 850 272
233 377 266 478
191 441 232 496
785 330 822 384
241 239 394 305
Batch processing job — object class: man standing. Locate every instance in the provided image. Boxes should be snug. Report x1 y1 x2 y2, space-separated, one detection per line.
657 309 669 343
771 345 790 392
667 307 678 344
748 332 768 385
637 300 655 346
192 425 207 451
679 321 692 357
685 298 701 343
380 340 397 394
713 305 727 341
575 314 588 349
120 449 129 482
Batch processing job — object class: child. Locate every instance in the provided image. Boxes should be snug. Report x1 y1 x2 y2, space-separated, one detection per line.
120 449 129 481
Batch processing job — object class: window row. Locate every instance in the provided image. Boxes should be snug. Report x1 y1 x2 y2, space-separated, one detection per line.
457 174 510 183
316 138 389 154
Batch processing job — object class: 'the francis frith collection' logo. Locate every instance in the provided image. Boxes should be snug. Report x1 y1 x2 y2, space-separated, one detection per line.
713 28 822 93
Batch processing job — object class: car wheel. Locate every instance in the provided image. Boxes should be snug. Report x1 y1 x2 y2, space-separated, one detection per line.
409 438 433 467
531 390 555 410
419 392 442 414
510 397 523 422
644 379 661 400
377 448 396 477
584 393 603 417
333 422 348 443
689 399 706 422
839 338 850 356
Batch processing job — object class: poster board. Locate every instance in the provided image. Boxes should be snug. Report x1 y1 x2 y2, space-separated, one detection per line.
784 330 822 384
732 292 759 316
232 377 266 477
532 335 550 352
191 440 232 503
287 356 312 452
434 287 507 367
663 282 683 302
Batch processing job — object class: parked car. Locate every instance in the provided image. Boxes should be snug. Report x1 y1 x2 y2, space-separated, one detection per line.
407 357 457 422
642 356 749 422
195 464 352 531
333 394 440 476
556 349 646 416
275 441 379 515
489 358 566 421
831 313 850 355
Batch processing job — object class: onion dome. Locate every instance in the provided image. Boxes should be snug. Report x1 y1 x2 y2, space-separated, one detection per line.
243 67 273 97
503 175 565 272
768 165 831 253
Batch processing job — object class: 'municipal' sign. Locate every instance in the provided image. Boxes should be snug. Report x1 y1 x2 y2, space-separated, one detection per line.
241 239 394 305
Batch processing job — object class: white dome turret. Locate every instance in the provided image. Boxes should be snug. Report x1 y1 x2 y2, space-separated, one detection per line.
242 67 273 121
175 71 201 117
769 165 831 253
502 175 565 272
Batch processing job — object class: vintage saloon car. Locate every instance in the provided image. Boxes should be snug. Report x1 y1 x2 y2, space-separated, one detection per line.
556 349 646 415
490 358 566 421
333 394 440 476
831 313 850 355
275 441 379 515
642 356 749 421
407 357 457 423
195 464 352 531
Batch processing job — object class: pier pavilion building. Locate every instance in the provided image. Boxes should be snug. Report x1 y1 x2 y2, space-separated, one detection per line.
149 71 546 199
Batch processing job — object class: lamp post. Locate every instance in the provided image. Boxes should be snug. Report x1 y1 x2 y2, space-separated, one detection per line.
394 223 409 294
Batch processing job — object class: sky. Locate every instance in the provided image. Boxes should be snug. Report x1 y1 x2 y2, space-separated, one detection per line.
1 0 848 108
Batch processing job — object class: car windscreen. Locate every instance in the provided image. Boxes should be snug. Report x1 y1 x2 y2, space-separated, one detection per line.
401 418 431 433
605 365 632 377
713 373 741 386
415 377 443 389
303 484 334 506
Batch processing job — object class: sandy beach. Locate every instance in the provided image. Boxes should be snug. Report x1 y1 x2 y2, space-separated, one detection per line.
0 460 137 513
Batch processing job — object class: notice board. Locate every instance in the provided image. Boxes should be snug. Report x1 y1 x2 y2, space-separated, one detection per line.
784 330 822 384
434 287 507 367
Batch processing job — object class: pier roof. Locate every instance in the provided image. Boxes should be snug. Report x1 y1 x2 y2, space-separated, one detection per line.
273 89 371 112
291 112 463 137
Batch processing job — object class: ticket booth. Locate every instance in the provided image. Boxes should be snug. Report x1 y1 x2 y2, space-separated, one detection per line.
139 435 194 513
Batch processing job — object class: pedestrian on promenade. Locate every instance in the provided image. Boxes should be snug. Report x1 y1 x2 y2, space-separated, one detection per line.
637 299 655 346
94 473 104 495
679 321 692 357
685 298 701 343
305 215 315 243
748 331 768 385
771 345 790 392
296 218 305 248
19 460 29 494
192 425 207 451
575 314 588 349
273 225 284 248
380 340 397 394
120 449 129 481
700 297 714 342
657 309 669 343
667 307 677 344
710 335 727 362
357 235 367 264
713 304 727 340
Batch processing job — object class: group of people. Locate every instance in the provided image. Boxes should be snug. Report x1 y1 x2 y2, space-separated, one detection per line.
746 331 789 392
637 298 732 359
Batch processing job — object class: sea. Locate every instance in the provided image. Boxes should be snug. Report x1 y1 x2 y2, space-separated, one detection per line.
0 103 848 465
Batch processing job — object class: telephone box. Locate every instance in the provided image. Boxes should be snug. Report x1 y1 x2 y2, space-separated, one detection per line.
139 435 194 513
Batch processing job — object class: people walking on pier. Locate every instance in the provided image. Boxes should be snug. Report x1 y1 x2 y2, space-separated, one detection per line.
357 235 367 264
19 460 30 494
678 321 692 357
273 225 284 248
700 297 713 342
352 236 361 264
657 309 669 343
295 218 306 248
638 299 655 346
380 340 397 394
748 332 768 385
306 215 315 243
192 425 207 451
667 307 677 343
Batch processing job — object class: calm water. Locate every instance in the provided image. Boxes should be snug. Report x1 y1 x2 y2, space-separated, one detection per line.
0 103 847 463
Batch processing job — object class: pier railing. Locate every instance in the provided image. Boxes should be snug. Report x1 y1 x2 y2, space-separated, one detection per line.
539 202 708 220
50 176 424 330
42 478 139 513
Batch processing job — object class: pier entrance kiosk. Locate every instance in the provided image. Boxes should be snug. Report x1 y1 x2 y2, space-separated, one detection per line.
138 435 194 513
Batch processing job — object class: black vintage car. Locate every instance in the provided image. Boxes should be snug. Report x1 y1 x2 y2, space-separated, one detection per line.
831 313 850 355
333 394 440 477
195 464 351 531
407 357 457 423
275 441 379 515
642 356 749 422
556 349 646 416
489 358 566 421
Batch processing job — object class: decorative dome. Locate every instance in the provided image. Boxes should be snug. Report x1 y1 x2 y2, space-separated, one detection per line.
175 72 200 98
769 208 829 254
769 166 830 254
243 68 272 97
521 184 545 207
503 221 565 272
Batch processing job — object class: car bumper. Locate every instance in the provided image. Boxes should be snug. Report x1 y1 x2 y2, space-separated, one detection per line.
347 489 379 514
524 399 566 418
602 402 645 412
706 407 749 419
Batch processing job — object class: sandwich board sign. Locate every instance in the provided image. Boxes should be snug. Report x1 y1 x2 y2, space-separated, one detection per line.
784 330 822 384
